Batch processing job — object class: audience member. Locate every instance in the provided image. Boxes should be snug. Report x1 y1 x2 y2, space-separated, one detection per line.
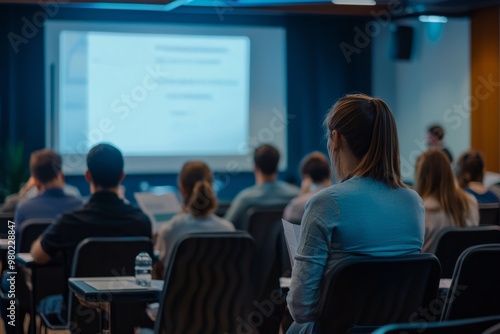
283 152 331 223
0 150 83 334
28 144 152 333
287 94 424 333
155 161 235 277
31 143 151 263
415 149 479 253
14 149 83 233
427 124 453 163
0 177 81 214
224 144 299 229
0 178 36 214
456 150 500 204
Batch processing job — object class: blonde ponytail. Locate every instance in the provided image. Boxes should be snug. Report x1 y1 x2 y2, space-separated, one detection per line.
187 180 217 217
179 161 218 217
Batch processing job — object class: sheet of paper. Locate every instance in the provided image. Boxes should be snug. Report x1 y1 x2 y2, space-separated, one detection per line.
282 219 301 267
134 192 181 227
439 278 452 289
279 277 291 289
17 253 33 264
85 279 152 291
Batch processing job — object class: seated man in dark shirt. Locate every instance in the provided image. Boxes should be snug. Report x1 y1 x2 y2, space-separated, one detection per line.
29 143 152 333
30 143 151 263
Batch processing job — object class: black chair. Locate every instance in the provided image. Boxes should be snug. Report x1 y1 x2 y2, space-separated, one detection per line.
41 237 153 333
0 219 56 334
241 205 287 231
372 315 500 334
0 213 14 238
15 219 58 333
432 226 500 278
244 206 290 333
245 205 291 277
154 232 255 334
315 254 441 333
442 244 500 321
479 203 500 226
17 219 53 252
0 213 44 333
215 200 231 217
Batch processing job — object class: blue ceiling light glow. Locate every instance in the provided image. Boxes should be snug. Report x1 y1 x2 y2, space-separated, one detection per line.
419 15 448 23
163 0 195 11
332 0 376 5
61 2 166 11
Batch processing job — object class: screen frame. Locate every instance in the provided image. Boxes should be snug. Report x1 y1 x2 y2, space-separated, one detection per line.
45 20 288 175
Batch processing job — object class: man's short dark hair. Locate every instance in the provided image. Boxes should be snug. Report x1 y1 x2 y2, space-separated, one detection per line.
30 149 62 184
300 152 331 183
428 124 445 140
254 144 280 176
87 143 124 188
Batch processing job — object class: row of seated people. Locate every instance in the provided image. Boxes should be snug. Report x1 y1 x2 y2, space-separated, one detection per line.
8 145 499 259
0 144 153 334
2 93 500 333
0 142 295 333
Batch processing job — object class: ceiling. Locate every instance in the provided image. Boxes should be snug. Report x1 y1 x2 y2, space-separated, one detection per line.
391 0 500 16
1 0 500 17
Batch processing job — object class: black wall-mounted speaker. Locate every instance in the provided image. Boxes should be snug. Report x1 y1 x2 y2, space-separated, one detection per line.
390 25 414 60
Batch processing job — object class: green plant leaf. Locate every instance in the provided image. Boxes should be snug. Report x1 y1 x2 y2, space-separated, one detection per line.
0 142 29 199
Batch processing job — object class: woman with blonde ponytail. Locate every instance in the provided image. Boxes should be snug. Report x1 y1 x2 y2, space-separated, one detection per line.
155 161 235 276
287 94 425 333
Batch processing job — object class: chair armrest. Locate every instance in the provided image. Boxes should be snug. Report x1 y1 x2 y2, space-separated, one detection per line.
39 312 69 330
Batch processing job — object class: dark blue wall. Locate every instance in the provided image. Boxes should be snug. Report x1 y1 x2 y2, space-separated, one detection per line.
0 4 372 202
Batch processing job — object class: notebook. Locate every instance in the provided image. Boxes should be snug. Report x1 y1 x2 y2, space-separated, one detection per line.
134 192 181 231
282 218 301 267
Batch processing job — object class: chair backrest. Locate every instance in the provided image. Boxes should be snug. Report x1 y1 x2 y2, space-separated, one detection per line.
316 254 441 333
433 226 500 278
245 206 290 295
479 203 500 226
68 237 153 333
372 315 500 334
0 213 14 238
215 201 231 217
155 232 255 334
70 236 153 277
442 244 500 321
18 220 64 318
242 205 286 231
17 219 53 252
244 206 290 333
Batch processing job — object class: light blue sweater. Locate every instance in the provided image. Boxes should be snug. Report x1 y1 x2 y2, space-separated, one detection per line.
287 176 425 326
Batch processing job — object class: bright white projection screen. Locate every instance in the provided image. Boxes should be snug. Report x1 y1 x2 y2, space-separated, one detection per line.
45 21 287 174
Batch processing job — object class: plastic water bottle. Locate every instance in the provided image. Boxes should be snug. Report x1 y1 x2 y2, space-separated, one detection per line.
135 252 152 287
